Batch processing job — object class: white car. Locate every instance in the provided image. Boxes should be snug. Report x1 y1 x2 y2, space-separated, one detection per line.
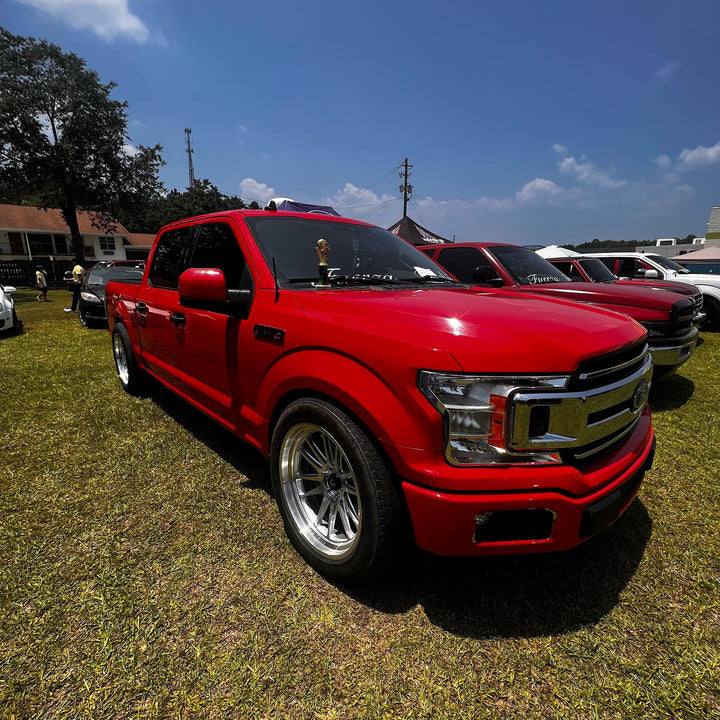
0 284 19 335
584 252 720 328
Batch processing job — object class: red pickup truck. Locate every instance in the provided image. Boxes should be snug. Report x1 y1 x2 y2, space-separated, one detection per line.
106 210 655 583
424 242 698 378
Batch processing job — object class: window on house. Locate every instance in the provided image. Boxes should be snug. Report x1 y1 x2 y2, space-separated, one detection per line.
84 241 95 258
28 233 54 255
99 236 116 255
53 235 69 255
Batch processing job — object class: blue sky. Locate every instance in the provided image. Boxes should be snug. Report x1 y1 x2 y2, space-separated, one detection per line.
4 0 720 244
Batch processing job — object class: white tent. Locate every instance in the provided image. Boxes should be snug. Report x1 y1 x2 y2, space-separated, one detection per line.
536 245 581 258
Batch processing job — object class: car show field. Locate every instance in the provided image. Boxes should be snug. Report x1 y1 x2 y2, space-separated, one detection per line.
1 288 718 718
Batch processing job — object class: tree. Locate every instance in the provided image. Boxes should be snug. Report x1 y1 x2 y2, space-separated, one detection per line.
116 178 247 234
0 28 164 260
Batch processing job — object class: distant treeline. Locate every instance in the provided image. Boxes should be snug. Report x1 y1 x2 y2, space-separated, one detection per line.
562 235 697 250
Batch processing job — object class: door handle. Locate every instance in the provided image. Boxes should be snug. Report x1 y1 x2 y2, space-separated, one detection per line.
169 312 186 328
136 301 147 316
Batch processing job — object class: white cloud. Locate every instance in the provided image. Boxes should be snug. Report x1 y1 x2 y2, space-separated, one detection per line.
677 140 720 170
122 143 139 156
652 154 671 169
514 178 564 204
554 145 627 188
239 178 276 205
17 0 151 43
654 60 679 84
325 183 397 218
238 125 249 133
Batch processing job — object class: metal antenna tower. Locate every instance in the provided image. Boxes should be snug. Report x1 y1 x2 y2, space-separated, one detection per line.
184 128 195 188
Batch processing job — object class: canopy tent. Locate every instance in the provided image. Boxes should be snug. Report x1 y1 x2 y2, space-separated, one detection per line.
269 198 340 216
387 216 449 246
673 246 720 261
536 245 581 258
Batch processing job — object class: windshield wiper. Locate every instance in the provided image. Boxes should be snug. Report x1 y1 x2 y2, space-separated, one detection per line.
329 275 406 286
398 275 457 284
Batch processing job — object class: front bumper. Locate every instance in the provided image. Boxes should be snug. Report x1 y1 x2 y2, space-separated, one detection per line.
648 326 698 369
399 412 654 557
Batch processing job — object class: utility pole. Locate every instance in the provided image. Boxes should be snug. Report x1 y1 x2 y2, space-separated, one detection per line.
399 157 413 219
184 128 195 188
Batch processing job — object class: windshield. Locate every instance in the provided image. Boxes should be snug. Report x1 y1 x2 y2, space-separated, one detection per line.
579 258 617 282
648 255 690 273
245 216 454 288
490 246 570 285
86 268 144 286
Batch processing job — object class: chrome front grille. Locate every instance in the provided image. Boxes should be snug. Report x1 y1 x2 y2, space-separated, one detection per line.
508 344 652 461
692 292 704 314
673 299 694 335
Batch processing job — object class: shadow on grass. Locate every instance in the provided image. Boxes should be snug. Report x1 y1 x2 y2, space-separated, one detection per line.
649 374 694 412
348 500 652 638
136 377 652 639
145 378 272 492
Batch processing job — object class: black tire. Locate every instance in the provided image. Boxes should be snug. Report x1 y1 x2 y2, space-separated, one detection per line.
270 397 402 584
112 323 144 394
11 309 19 335
703 295 720 330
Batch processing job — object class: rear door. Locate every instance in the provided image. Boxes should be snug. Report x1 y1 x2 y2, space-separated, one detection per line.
137 226 194 386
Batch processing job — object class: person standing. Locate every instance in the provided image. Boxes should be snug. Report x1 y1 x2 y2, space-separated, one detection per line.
64 259 84 313
35 265 49 302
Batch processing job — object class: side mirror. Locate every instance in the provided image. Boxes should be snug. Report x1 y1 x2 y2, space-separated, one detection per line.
3 285 17 294
472 266 504 286
643 269 659 279
179 268 252 316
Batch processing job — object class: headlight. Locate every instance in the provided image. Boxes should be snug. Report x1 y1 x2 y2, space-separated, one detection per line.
639 321 668 338
80 292 102 303
418 371 569 465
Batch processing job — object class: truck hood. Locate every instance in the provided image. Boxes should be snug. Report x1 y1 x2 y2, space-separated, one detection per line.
513 281 684 310
614 279 699 296
293 287 646 374
663 269 720 288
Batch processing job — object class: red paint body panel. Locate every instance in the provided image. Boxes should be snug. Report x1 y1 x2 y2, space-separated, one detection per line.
106 211 656 558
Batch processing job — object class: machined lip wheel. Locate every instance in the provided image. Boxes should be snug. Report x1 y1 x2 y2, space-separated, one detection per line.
113 333 130 386
279 422 362 561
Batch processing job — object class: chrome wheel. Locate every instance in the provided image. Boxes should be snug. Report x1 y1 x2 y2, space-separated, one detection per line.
113 333 129 386
279 422 362 561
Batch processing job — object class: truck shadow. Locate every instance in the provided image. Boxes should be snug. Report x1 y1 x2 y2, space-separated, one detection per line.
142 378 653 640
349 499 652 639
649 375 694 412
146 379 272 492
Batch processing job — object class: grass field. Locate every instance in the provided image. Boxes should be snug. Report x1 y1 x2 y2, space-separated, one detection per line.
1 288 718 719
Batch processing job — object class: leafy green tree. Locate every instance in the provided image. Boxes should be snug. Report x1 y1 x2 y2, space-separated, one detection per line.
0 28 164 260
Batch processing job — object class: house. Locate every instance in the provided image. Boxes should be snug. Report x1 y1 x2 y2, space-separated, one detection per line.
0 204 138 284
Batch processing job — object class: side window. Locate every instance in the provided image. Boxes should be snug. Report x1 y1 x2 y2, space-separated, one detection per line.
597 257 616 272
189 223 250 290
616 258 635 278
633 259 653 277
438 247 492 283
148 227 194 289
551 261 582 280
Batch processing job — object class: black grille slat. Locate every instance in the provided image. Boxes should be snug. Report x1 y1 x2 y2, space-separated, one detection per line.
570 342 648 392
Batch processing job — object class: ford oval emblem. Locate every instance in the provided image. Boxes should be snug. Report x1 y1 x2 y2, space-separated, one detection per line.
632 380 650 411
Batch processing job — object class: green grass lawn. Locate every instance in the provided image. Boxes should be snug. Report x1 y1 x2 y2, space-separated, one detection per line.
1 288 718 719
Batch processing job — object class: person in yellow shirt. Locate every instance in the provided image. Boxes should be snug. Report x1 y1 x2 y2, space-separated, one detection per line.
64 259 85 313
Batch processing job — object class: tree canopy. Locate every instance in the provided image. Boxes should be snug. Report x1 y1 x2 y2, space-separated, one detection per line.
0 27 164 260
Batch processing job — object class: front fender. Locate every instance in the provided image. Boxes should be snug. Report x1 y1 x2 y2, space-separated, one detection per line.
255 349 446 458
